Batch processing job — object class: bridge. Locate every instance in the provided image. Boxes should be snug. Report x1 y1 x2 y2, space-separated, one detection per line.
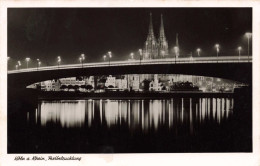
8 56 252 88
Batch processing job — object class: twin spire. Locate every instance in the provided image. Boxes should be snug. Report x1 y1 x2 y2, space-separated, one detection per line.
143 13 168 59
147 13 166 41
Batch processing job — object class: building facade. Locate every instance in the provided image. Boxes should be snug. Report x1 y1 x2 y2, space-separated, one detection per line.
105 75 116 87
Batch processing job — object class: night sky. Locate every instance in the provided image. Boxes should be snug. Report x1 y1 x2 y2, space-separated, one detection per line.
8 8 252 69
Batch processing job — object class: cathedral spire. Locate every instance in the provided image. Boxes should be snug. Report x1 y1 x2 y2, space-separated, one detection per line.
148 13 155 39
159 14 166 39
158 14 169 58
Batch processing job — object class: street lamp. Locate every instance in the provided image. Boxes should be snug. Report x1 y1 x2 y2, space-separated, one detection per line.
15 64 18 70
245 32 252 62
18 61 21 67
25 57 30 69
81 53 85 67
38 61 41 70
130 52 134 60
79 57 83 68
57 56 61 68
196 48 201 56
174 46 178 63
139 49 142 65
108 51 112 66
103 55 106 62
37 59 40 70
215 44 220 63
238 46 242 61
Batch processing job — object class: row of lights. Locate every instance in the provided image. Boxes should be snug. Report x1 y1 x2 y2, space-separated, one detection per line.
7 32 252 70
6 44 246 70
127 45 244 60
126 32 252 61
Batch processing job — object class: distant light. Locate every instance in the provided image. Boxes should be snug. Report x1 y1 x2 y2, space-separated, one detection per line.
81 53 85 60
161 50 165 56
138 49 142 55
25 57 30 62
238 46 242 51
130 52 134 59
57 56 61 62
245 32 252 38
197 48 201 52
108 51 112 58
215 44 220 53
174 46 178 52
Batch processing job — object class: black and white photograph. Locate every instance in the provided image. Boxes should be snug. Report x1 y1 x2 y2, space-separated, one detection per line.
6 7 253 154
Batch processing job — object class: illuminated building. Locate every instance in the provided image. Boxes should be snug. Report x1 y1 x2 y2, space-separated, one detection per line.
105 75 116 87
143 13 169 59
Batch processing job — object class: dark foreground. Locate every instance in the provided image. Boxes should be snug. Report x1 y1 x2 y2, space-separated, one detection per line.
8 87 252 153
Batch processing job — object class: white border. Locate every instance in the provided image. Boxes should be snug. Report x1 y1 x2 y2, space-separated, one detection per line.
1 1 260 166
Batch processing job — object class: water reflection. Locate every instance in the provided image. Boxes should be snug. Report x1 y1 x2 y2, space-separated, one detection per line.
34 98 233 133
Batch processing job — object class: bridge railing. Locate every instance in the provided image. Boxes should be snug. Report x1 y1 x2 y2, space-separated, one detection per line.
8 56 252 74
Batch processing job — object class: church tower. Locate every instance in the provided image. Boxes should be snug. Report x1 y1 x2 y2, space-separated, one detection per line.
143 13 158 59
157 14 169 58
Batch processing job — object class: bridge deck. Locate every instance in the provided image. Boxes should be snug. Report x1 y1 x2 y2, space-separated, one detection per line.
8 56 252 74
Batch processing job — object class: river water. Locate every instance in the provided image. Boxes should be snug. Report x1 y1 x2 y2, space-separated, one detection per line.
8 94 252 153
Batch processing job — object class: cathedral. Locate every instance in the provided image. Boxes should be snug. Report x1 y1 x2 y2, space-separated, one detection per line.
143 13 169 59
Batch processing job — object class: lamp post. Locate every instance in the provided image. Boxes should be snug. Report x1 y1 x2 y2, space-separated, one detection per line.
197 48 201 56
174 46 178 64
38 61 41 68
139 49 142 65
103 55 106 62
15 64 18 70
25 57 30 69
215 44 220 63
18 61 21 68
108 51 112 66
245 32 252 62
57 56 61 69
238 46 242 61
79 57 83 68
81 53 85 67
130 52 134 60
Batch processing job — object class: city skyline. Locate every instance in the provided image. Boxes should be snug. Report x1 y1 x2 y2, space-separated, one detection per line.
8 8 251 68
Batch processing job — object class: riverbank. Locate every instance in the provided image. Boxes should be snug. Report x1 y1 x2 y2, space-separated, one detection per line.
37 91 234 100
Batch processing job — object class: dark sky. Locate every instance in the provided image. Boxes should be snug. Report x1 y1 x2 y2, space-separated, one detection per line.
8 8 252 68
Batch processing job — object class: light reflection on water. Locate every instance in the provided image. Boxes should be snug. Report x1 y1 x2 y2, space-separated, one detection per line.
34 98 233 133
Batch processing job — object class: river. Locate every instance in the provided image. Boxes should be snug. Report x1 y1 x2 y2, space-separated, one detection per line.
8 90 252 153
